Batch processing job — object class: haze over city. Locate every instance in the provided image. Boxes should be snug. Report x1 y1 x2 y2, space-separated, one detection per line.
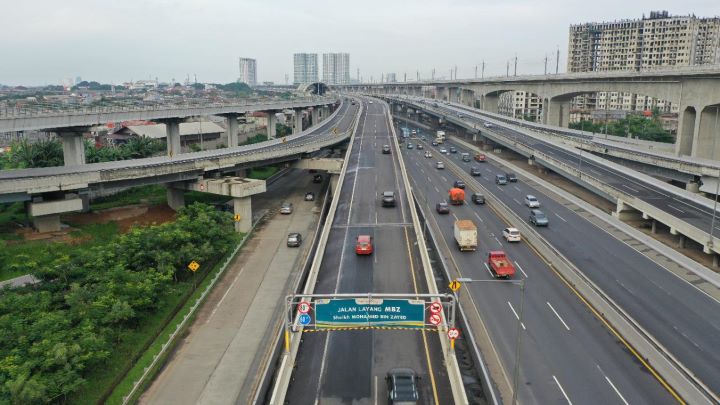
1 0 718 85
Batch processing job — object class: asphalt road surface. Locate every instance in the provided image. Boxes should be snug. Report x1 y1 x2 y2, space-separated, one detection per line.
399 125 675 404
285 100 452 404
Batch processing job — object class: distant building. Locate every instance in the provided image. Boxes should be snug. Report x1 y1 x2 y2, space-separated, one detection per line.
499 91 543 122
238 57 257 87
386 73 397 83
322 53 350 85
294 53 319 85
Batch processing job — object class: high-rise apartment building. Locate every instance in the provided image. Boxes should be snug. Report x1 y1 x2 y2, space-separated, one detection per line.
322 53 350 85
238 58 257 87
294 53 319 85
499 91 543 122
567 11 720 120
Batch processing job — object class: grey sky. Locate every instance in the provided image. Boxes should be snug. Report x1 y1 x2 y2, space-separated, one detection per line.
1 0 717 86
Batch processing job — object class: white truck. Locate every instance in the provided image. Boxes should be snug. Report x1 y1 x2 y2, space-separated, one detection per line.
435 130 446 144
454 220 477 251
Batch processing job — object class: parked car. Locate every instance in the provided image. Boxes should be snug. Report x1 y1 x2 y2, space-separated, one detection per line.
387 368 419 404
382 145 391 154
312 174 323 183
381 191 396 207
529 209 549 226
524 195 540 208
436 162 445 169
470 167 482 176
502 228 521 242
471 192 485 204
287 232 302 247
453 180 466 189
355 235 373 255
305 192 315 201
506 173 518 182
436 202 450 214
495 174 508 185
280 202 294 214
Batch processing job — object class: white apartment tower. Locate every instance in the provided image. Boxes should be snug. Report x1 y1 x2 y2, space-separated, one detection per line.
238 58 257 87
322 53 350 85
293 53 319 85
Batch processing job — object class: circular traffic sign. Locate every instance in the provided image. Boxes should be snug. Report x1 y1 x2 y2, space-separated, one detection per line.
297 301 311 314
429 302 443 314
429 314 441 326
448 327 460 340
298 313 311 325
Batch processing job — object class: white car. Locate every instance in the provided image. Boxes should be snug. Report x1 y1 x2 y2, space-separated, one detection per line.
502 227 521 242
439 148 448 154
436 161 445 169
524 195 540 208
483 122 493 128
424 151 432 158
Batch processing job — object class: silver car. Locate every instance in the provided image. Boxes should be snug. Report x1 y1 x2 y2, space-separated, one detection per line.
280 202 294 214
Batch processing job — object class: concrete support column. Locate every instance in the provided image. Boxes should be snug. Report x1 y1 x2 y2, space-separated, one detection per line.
33 215 61 233
481 95 499 114
311 108 320 126
166 186 185 211
233 196 252 233
686 181 700 193
293 109 303 134
329 174 340 195
677 234 686 249
166 120 181 157
225 114 240 147
613 200 642 221
714 254 720 268
472 133 478 142
57 131 86 166
651 219 658 234
267 112 277 139
546 99 571 127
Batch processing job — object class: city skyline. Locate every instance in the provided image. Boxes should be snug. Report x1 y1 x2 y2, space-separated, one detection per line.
1 1 719 86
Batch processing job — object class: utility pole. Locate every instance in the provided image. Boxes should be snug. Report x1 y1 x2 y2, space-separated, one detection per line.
404 73 407 82
449 68 453 80
454 65 458 80
475 65 478 79
506 61 509 77
482 60 485 79
544 55 548 75
556 45 560 74
417 70 419 81
432 68 435 80
357 68 360 82
514 54 517 76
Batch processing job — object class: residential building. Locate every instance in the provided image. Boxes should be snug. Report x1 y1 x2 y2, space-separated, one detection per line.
499 91 543 122
322 53 350 85
294 53 319 85
567 11 720 123
238 57 257 87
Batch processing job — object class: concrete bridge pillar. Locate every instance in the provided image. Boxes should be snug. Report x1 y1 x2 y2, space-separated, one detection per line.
692 105 720 160
481 95 499 114
165 120 182 157
293 109 303 134
676 106 697 156
267 111 277 139
546 99 571 127
225 114 240 147
233 196 252 233
311 108 320 126
29 194 84 232
57 130 86 166
613 200 642 221
329 173 340 195
166 185 185 211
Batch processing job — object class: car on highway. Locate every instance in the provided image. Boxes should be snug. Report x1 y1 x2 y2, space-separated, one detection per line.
483 122 493 128
386 368 419 404
453 180 466 189
417 144 424 150
474 153 487 162
502 228 521 242
436 162 445 169
449 147 457 153
529 209 549 226
424 151 432 158
436 202 450 214
280 202 294 214
524 195 540 208
439 148 448 154
381 191 396 207
382 145 391 154
470 167 482 176
287 232 302 247
355 235 373 255
411 130 417 135
506 172 518 182
471 192 485 204
461 152 471 162
369 101 374 104
431 141 438 146
305 192 315 201
495 174 508 185
312 174 323 183
407 143 414 149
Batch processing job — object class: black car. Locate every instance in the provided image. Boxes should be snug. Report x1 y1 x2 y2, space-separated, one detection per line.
382 145 391 154
287 232 302 247
436 202 450 214
506 173 518 182
449 147 458 153
470 167 482 176
312 174 323 183
471 192 486 204
453 180 466 189
529 209 549 226
381 191 396 207
387 368 419 404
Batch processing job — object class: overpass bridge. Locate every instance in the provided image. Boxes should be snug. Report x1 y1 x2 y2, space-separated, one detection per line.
338 67 720 160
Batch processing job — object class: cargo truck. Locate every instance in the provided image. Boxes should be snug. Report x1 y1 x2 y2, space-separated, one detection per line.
454 220 477 251
488 251 515 278
448 188 465 205
435 130 446 144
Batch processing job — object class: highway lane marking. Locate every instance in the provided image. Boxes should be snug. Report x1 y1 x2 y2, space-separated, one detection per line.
434 186 440 193
441 176 448 182
452 213 459 222
597 365 629 405
513 198 521 205
547 301 570 331
667 204 685 214
672 325 702 350
513 186 521 192
496 186 504 192
374 375 378 405
494 236 502 246
507 301 526 330
513 261 528 278
483 262 494 277
620 184 639 193
554 213 568 222
474 212 484 223
207 266 244 323
552 375 573 404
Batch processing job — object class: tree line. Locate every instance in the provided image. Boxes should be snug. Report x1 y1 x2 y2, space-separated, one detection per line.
569 110 674 143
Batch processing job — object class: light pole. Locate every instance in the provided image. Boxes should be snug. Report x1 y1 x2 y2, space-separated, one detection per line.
456 278 526 404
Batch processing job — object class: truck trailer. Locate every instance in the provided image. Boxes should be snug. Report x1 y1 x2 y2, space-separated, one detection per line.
454 220 477 251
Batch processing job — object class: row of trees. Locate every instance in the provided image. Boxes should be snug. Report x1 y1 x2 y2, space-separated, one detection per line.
569 111 674 143
0 204 238 403
1 136 165 169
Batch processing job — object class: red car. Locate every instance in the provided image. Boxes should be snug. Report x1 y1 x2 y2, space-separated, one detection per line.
355 235 373 255
474 153 487 162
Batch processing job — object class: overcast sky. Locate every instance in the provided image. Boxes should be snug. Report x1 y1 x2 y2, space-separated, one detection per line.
1 0 717 86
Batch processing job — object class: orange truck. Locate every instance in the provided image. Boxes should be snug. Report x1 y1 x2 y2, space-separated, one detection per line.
448 187 465 205
488 251 516 278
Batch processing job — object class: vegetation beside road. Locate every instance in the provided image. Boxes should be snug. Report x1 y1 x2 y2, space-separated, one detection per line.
569 109 674 143
247 166 279 180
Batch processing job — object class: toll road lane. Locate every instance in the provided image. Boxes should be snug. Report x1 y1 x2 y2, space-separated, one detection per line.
399 129 674 403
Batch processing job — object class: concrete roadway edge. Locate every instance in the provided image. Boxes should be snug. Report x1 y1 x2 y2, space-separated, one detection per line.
432 136 716 404
268 99 363 405
384 100 470 405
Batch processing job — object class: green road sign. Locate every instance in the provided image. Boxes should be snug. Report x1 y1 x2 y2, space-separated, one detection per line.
315 298 425 328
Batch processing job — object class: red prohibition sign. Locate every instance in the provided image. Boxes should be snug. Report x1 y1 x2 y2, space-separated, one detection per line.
448 327 460 340
297 301 311 314
429 302 442 314
429 314 442 326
